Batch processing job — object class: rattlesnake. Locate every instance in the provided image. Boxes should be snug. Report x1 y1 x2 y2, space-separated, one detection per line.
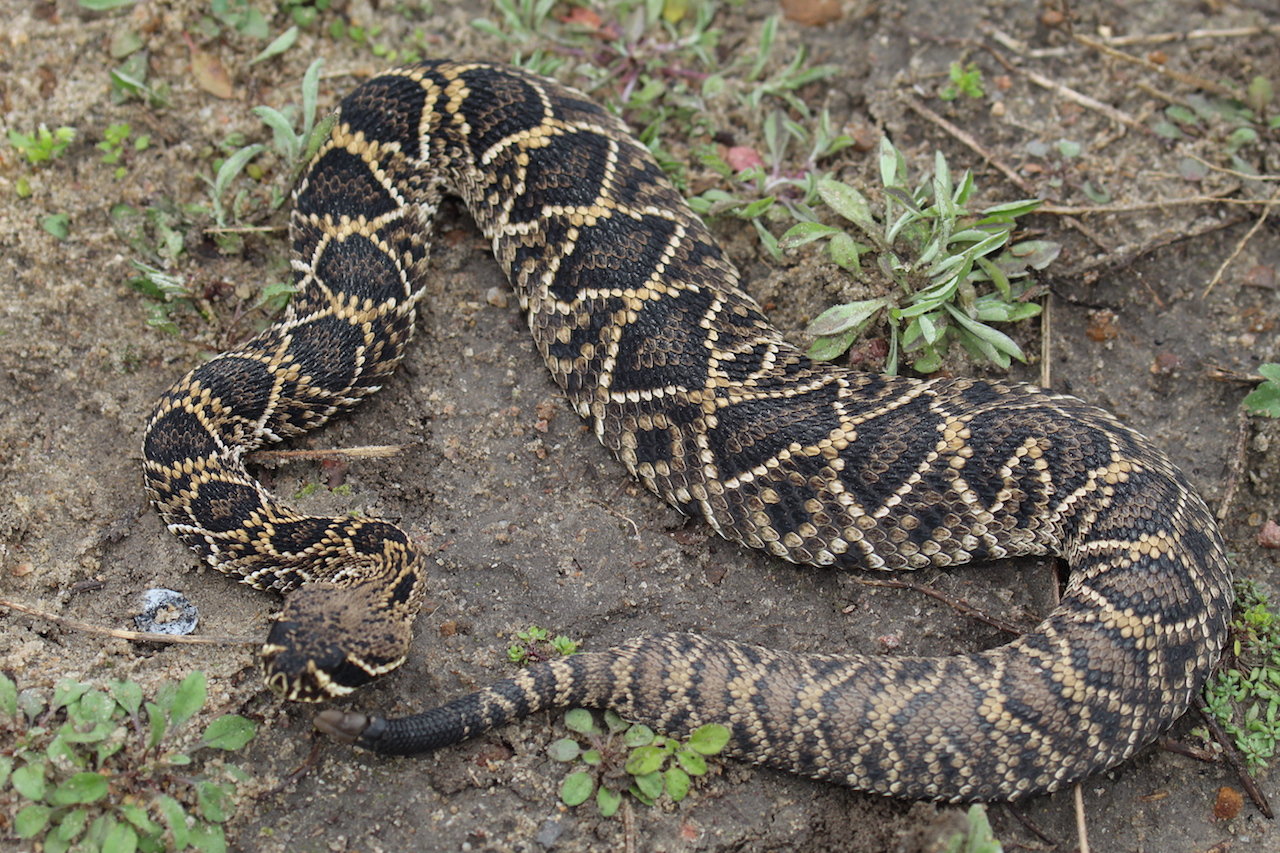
143 60 1232 802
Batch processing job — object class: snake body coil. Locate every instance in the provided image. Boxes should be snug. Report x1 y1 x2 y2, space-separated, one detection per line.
144 61 1232 801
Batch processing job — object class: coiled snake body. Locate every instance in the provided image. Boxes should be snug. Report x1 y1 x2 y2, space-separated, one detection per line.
143 61 1232 802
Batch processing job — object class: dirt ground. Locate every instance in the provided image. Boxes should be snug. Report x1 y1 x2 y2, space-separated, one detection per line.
3 0 1280 850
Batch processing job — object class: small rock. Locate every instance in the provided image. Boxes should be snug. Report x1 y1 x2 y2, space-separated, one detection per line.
1257 520 1280 549
536 819 564 849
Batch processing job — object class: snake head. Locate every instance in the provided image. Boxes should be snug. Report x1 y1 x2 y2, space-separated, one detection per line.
261 580 415 702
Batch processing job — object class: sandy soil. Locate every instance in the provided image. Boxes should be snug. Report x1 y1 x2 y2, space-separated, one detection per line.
3 0 1280 850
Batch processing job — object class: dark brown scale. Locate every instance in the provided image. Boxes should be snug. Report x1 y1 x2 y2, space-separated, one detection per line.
143 61 1231 800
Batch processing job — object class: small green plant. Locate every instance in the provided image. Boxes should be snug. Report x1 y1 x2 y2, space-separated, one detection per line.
1201 580 1280 772
549 708 729 816
939 61 985 101
206 56 331 246
781 137 1057 374
507 625 579 665
97 123 150 179
0 671 257 853
1152 78 1279 178
1243 364 1280 417
691 108 853 260
8 124 76 165
945 804 1003 853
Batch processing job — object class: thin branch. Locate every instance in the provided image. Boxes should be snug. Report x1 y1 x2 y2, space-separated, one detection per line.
1074 782 1091 853
1204 185 1280 296
1041 195 1270 216
1101 24 1280 47
0 597 256 645
1018 67 1153 135
246 444 404 464
1073 33 1244 101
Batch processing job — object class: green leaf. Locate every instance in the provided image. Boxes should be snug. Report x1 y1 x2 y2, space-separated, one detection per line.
807 329 857 362
15 804 53 839
189 822 227 853
155 795 189 849
632 769 664 801
251 106 300 163
0 755 11 788
51 772 110 805
806 298 888 338
596 785 621 817
623 724 655 748
12 761 46 800
1244 366 1280 417
817 178 882 246
42 212 71 240
564 708 598 735
547 737 582 762
55 808 88 842
111 680 143 716
828 232 865 271
625 745 669 776
674 748 708 775
603 710 630 734
560 771 595 806
201 715 256 750
1006 239 1061 271
103 820 139 853
170 671 207 731
664 766 691 801
778 221 841 249
78 0 138 9
250 25 298 64
196 779 232 823
211 144 266 226
0 672 16 720
118 802 160 837
145 701 166 750
687 723 731 755
737 196 775 219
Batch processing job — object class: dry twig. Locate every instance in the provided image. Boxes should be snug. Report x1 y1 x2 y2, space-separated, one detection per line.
1203 185 1280 296
0 597 255 645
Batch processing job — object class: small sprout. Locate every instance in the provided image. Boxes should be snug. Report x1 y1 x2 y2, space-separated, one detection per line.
508 624 579 665
42 213 71 240
548 709 731 816
8 124 76 165
939 61 985 101
944 805 1003 853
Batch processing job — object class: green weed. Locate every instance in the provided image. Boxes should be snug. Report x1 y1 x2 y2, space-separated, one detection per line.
781 137 1055 374
1201 580 1280 772
507 625 579 665
0 671 256 853
939 61 985 101
8 125 76 165
549 709 729 816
